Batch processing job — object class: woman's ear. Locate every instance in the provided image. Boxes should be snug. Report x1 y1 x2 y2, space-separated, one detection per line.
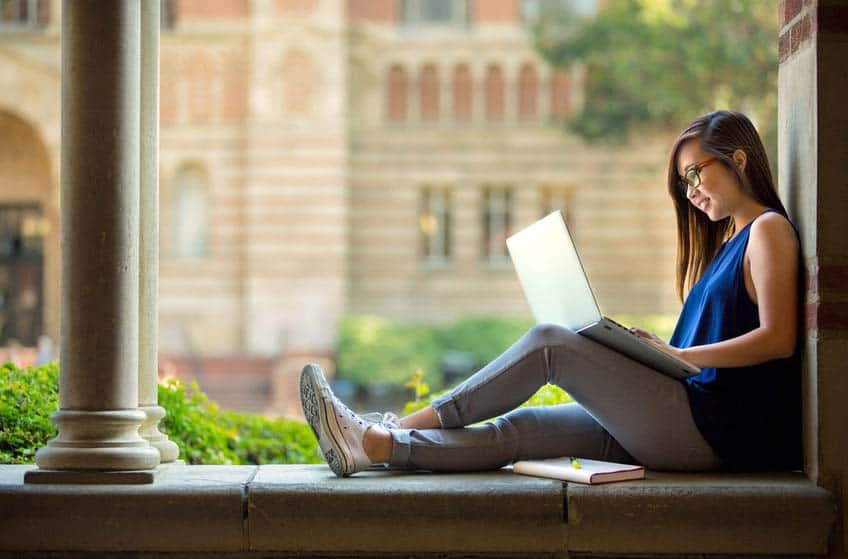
732 149 747 173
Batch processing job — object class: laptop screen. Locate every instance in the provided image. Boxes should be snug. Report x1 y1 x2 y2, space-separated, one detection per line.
506 210 602 331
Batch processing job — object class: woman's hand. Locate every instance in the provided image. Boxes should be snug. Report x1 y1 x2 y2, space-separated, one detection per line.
629 327 687 362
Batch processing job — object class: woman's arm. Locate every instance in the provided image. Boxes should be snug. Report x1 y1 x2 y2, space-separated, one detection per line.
636 212 800 369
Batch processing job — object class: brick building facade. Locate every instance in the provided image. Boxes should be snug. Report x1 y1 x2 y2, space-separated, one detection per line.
0 0 680 413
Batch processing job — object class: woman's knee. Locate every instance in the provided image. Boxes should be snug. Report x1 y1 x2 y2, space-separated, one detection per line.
526 323 574 346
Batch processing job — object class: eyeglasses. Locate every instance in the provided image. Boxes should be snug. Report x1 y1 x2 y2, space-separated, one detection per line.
678 157 719 194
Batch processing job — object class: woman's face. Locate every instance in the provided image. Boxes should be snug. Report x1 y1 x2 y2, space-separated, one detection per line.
676 140 744 222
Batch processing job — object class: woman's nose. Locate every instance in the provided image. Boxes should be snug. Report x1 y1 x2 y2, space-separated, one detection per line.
687 184 699 199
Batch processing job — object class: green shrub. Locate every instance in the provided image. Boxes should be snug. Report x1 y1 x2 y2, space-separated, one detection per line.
0 362 320 466
402 383 573 419
0 362 59 464
336 313 676 391
335 315 443 388
436 316 534 366
336 314 534 389
158 378 320 465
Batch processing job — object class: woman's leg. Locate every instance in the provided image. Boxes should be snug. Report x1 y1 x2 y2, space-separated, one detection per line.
426 324 582 428
388 323 722 472
387 402 636 472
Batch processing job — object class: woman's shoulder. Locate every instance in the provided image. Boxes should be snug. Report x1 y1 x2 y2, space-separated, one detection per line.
748 210 800 256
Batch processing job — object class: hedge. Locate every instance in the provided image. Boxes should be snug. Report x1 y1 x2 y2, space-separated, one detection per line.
0 362 320 465
336 314 675 389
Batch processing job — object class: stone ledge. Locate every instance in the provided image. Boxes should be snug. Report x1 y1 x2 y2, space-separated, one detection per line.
0 465 254 553
248 465 565 554
0 464 837 558
566 471 837 556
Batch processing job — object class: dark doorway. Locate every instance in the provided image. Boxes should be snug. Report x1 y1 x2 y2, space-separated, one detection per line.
0 204 44 346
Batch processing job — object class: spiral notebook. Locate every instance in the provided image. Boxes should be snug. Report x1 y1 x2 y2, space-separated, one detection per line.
512 457 645 485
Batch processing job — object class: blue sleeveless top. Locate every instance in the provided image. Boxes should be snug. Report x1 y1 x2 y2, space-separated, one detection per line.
669 210 802 471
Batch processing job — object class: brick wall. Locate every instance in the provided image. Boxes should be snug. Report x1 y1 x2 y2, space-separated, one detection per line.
473 0 521 23
348 0 396 23
178 0 248 19
347 24 679 323
0 0 683 363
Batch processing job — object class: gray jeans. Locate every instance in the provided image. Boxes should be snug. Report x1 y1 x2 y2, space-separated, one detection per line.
388 324 723 472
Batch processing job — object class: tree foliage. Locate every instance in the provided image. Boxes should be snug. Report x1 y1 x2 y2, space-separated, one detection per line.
533 0 778 153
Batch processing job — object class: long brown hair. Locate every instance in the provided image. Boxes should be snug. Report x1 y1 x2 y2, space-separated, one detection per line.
667 110 787 301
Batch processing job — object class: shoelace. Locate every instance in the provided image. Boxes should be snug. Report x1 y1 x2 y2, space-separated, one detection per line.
360 411 402 430
331 396 401 432
316 408 400 464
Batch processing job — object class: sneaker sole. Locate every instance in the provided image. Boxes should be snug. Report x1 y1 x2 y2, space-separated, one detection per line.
318 390 355 477
300 364 352 477
299 364 326 442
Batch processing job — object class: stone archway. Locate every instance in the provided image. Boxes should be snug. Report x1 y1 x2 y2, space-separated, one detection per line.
0 110 58 348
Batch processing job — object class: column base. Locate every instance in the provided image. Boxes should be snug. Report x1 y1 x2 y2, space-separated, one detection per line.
139 404 180 463
34 409 161 471
24 468 158 485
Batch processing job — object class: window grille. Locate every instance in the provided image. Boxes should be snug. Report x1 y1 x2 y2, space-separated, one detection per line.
162 166 210 260
541 185 573 223
400 0 469 28
161 0 176 30
520 0 597 25
483 187 512 263
0 0 48 31
0 204 44 346
420 187 452 264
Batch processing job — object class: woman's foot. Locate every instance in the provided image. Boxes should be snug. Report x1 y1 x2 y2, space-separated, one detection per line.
316 411 400 465
300 363 388 477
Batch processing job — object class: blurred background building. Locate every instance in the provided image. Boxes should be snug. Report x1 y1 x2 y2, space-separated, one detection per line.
0 0 680 415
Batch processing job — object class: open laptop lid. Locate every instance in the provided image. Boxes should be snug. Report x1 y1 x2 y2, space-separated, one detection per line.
505 210 602 331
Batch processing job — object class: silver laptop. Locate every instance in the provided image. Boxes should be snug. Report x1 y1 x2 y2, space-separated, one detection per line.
506 210 700 380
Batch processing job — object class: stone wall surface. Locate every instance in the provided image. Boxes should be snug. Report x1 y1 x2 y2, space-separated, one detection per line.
778 0 848 556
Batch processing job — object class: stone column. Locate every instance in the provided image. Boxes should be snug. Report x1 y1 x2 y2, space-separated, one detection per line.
139 0 179 464
33 0 160 472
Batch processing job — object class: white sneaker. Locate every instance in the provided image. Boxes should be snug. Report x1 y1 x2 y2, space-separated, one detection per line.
316 411 401 465
300 363 374 477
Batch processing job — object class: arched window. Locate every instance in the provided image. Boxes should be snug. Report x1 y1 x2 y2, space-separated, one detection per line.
387 65 408 123
482 187 513 262
518 63 539 121
281 50 315 115
188 54 213 123
452 64 472 122
401 0 468 27
164 165 210 259
419 186 452 263
550 69 571 120
160 0 176 29
485 64 505 123
419 64 440 122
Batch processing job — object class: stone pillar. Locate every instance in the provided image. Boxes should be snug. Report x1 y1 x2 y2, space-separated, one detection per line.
33 0 160 473
139 0 179 464
777 0 848 555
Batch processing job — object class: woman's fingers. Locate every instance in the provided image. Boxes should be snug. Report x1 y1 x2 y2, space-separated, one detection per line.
629 327 654 340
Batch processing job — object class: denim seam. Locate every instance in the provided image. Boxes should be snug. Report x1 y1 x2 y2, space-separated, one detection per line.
431 396 460 429
446 346 550 426
407 429 558 450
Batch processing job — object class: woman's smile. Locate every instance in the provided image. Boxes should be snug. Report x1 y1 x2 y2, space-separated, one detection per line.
690 191 712 215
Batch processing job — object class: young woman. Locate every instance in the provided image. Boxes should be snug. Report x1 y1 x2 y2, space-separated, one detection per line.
300 110 803 477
